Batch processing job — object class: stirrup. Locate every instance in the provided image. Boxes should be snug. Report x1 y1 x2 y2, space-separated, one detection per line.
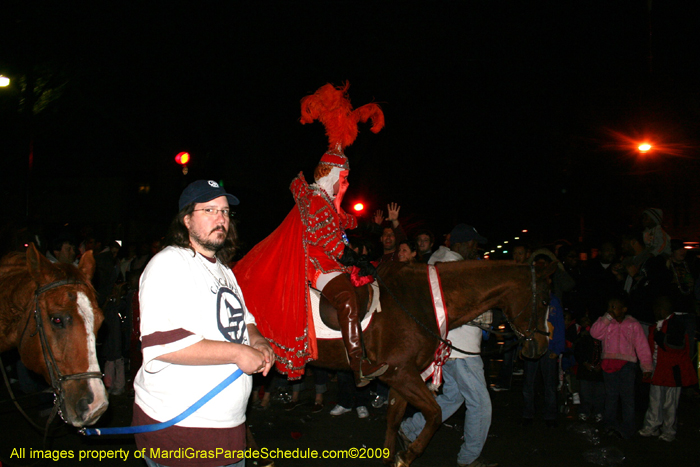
355 375 372 388
362 361 389 379
356 360 388 387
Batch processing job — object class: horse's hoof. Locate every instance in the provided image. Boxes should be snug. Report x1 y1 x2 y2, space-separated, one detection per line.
393 452 410 467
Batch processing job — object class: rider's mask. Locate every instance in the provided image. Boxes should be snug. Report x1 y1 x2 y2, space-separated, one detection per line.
316 166 347 201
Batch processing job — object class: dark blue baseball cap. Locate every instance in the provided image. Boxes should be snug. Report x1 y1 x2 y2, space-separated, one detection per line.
178 180 240 211
450 223 487 244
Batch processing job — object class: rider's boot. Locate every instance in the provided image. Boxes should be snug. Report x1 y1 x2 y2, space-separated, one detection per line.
323 274 388 387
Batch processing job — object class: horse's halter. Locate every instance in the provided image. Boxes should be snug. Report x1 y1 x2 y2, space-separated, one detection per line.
511 264 550 342
21 278 103 423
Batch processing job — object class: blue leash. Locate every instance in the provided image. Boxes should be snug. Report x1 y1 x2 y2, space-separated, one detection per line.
81 369 244 436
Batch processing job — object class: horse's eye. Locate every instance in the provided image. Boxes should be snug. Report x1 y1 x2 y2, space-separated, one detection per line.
49 315 67 329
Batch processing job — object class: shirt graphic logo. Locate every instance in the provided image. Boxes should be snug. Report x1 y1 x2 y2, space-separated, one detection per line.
217 287 246 343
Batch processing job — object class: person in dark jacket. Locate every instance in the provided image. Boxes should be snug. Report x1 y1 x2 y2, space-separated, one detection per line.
573 313 605 422
521 253 566 428
638 297 698 442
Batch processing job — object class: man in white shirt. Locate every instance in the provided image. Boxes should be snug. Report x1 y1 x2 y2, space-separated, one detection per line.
132 180 274 467
400 223 496 467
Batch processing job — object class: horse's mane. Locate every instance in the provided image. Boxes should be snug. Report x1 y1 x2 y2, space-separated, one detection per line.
376 260 407 278
435 260 534 290
0 251 29 273
0 251 91 283
437 260 529 271
377 260 536 313
378 260 529 277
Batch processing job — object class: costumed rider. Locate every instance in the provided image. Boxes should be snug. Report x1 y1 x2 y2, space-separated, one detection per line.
233 82 386 387
297 83 388 387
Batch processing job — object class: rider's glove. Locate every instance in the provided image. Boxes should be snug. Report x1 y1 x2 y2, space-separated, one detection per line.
339 245 377 278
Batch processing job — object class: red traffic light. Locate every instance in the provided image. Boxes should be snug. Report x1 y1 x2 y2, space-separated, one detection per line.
353 202 364 212
175 152 190 166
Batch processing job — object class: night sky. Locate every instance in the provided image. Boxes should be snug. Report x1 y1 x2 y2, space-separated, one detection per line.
1 1 699 254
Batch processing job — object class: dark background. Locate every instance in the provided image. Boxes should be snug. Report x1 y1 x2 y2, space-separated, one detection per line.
1 1 699 255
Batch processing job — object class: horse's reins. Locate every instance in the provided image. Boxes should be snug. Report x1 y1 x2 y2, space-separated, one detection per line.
375 264 548 357
19 279 103 426
510 264 551 342
81 368 244 436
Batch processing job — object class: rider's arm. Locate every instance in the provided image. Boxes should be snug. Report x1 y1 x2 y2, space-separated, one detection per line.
338 208 357 230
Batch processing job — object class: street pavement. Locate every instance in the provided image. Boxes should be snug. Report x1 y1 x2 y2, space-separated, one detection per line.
1 357 698 467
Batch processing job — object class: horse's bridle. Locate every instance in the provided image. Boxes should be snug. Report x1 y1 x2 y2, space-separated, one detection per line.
20 278 103 423
510 264 550 342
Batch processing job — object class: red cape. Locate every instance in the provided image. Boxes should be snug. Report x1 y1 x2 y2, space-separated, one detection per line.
233 206 317 379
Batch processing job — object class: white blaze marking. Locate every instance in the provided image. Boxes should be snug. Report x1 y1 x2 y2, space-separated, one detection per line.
76 291 107 418
77 292 100 372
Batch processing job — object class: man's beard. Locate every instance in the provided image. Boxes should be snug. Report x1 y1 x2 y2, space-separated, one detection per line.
191 227 227 253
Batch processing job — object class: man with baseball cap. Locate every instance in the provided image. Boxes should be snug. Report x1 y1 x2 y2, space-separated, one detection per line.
400 222 497 467
430 223 488 264
132 180 274 467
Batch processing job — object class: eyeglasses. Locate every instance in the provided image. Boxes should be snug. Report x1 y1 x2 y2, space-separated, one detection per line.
193 208 235 218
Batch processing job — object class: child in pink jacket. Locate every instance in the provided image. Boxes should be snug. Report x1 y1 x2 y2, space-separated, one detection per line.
590 296 652 439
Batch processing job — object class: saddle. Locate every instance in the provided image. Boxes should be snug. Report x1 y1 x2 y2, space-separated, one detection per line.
311 281 381 339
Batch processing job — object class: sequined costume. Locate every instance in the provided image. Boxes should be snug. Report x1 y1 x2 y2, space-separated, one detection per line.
233 172 358 378
234 82 385 381
291 173 357 284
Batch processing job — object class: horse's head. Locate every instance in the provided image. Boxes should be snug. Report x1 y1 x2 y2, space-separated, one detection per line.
21 244 108 427
517 261 558 359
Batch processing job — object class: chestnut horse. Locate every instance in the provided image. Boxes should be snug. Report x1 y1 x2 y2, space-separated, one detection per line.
313 260 555 466
0 244 108 427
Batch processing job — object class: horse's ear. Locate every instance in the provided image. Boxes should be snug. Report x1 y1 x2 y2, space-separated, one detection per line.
78 250 96 283
26 242 50 280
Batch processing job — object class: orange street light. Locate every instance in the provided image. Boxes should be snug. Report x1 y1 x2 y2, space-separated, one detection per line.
638 143 652 153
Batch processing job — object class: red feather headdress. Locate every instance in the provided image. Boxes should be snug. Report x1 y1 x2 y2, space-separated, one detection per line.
300 82 385 169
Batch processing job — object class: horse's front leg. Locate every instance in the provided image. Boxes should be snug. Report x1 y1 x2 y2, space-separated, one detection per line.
384 370 442 467
383 386 407 465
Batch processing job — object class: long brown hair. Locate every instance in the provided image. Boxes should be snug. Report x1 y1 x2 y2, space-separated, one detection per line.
164 203 239 264
314 163 332 181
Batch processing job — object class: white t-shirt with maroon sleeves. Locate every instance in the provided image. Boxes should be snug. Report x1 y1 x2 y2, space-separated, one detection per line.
134 246 256 429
